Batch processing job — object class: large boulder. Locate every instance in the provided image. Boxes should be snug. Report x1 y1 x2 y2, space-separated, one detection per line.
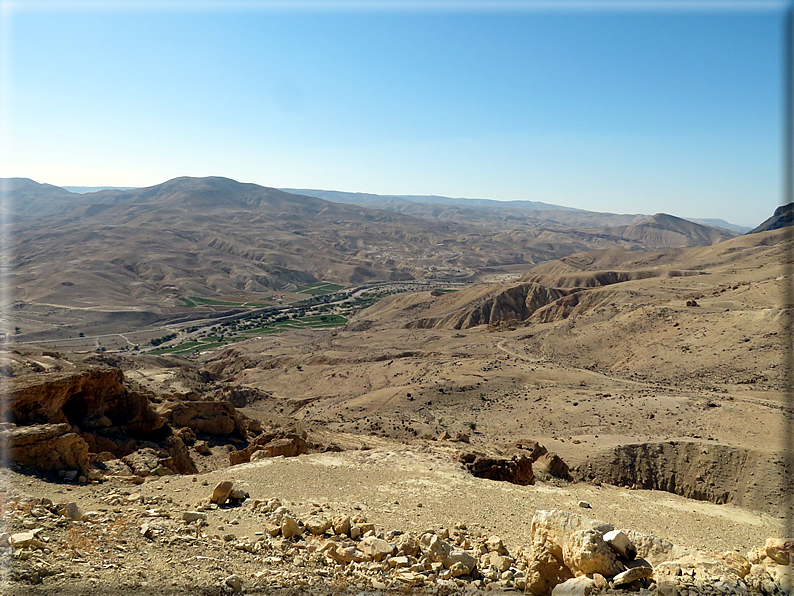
229 430 308 465
525 510 616 596
3 423 89 474
159 400 247 438
562 529 623 577
533 452 571 481
458 452 535 485
211 481 234 505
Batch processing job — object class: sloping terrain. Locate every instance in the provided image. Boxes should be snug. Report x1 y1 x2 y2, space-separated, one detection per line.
2 206 791 595
285 187 650 229
592 213 736 249
749 202 794 234
0 178 84 222
5 178 740 342
188 226 789 519
7 177 517 308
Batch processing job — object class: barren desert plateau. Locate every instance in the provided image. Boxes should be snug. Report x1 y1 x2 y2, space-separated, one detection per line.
1 177 792 596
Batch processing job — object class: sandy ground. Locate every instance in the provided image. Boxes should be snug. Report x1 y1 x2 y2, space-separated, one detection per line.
3 438 782 557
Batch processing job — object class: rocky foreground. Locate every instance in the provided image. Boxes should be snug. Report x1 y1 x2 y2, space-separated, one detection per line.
2 349 791 595
2 473 791 596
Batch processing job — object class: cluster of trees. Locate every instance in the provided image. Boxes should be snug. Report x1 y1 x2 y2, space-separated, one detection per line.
150 332 177 346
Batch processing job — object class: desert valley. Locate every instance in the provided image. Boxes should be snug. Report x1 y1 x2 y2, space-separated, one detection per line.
0 176 792 596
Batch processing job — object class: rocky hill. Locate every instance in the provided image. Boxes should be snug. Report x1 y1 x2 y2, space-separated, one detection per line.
2 217 791 595
6 178 746 318
283 188 650 229
748 202 794 234
594 213 736 249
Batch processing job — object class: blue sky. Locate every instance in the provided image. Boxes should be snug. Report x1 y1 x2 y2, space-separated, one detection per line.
0 1 787 227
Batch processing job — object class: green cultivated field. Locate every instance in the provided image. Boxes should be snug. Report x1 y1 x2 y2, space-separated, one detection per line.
149 314 347 355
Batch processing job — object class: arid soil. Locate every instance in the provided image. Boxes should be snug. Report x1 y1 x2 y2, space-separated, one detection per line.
1 224 791 595
0 436 786 595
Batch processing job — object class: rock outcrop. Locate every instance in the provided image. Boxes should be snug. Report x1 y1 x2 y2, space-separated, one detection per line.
3 423 90 474
458 452 535 485
229 429 309 465
405 283 568 330
574 441 778 513
8 368 163 435
2 352 257 480
158 400 247 439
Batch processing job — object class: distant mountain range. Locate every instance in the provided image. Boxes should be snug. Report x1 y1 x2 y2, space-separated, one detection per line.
0 176 763 310
62 186 139 194
0 178 751 233
284 189 751 234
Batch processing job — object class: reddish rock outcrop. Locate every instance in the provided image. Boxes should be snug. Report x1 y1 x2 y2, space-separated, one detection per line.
3 423 90 474
8 368 163 436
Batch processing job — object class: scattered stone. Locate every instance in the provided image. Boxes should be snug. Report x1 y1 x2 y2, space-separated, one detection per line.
603 529 638 561
224 574 242 593
332 515 351 536
552 576 597 596
193 440 211 455
424 533 452 562
64 501 82 521
489 552 513 573
305 516 332 535
211 480 234 505
360 536 395 561
578 501 591 509
444 548 477 574
487 536 508 555
396 532 420 556
10 529 46 550
281 516 301 539
612 565 654 587
765 538 793 565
